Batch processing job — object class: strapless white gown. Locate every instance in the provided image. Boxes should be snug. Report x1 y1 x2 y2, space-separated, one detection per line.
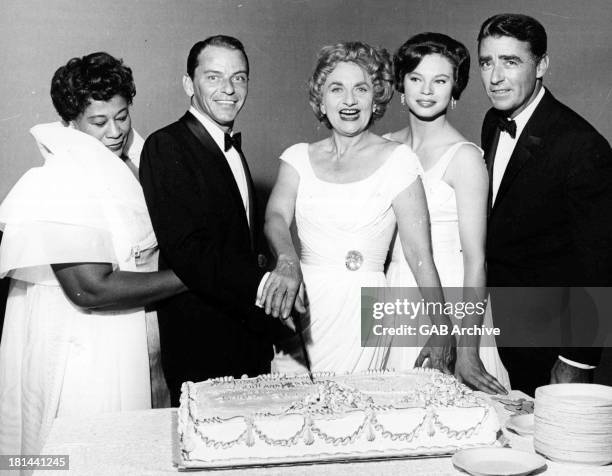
272 142 422 374
385 140 510 389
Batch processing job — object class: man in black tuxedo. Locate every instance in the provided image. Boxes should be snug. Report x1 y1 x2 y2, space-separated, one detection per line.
140 36 295 405
478 14 612 395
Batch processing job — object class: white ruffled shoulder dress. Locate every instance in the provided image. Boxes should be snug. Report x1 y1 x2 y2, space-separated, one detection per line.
0 123 155 455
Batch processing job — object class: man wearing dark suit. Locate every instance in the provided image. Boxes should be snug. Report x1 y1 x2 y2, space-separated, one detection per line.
478 14 612 395
139 36 294 405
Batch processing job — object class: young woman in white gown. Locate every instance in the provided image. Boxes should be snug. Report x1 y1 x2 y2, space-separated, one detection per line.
0 53 186 455
385 33 510 393
263 42 454 374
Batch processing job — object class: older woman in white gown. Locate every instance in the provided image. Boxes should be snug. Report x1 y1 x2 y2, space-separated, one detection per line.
262 42 454 374
0 52 185 456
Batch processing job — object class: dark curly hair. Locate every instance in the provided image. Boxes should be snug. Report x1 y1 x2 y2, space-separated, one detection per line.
51 52 136 122
393 32 470 100
308 42 394 129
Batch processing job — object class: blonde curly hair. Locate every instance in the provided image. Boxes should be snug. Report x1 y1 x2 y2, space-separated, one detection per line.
308 42 394 129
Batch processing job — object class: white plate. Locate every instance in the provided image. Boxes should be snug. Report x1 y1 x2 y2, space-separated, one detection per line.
452 448 546 476
505 414 534 436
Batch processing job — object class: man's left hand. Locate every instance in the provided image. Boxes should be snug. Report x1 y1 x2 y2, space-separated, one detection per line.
550 358 594 384
260 256 304 320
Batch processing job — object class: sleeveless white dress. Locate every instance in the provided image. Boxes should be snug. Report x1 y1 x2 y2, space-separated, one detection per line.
385 140 510 389
272 142 422 374
0 123 154 455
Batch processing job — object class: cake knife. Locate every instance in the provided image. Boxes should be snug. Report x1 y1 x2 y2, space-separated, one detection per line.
293 313 315 383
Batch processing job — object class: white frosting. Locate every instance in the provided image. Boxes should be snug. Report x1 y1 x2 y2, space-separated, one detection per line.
177 369 500 468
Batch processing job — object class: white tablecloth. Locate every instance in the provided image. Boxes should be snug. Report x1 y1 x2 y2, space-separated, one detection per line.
40 391 612 475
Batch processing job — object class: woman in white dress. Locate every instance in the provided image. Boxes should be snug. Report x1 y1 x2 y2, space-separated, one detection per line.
385 33 509 393
0 52 186 455
262 42 454 374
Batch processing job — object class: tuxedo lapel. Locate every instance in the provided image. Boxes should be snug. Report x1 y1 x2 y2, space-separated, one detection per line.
236 150 258 250
482 110 498 157
482 111 500 215
492 136 535 211
489 89 556 215
180 112 251 237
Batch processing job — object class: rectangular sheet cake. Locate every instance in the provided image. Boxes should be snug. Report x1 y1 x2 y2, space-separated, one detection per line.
177 368 500 469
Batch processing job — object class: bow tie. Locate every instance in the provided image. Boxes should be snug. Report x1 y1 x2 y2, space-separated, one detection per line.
496 115 517 139
224 132 242 152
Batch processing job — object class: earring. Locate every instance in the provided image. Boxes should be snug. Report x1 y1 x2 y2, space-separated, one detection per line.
400 93 406 106
450 97 457 110
373 104 378 114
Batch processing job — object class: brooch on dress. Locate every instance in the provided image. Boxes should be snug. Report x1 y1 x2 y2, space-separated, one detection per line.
345 250 364 271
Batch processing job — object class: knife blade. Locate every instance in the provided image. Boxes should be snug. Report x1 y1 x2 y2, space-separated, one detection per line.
293 313 314 383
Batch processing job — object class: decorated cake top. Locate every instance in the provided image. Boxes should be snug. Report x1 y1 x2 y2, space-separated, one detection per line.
287 380 375 413
187 368 483 421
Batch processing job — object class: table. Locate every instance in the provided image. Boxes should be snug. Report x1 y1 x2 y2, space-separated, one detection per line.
41 392 612 475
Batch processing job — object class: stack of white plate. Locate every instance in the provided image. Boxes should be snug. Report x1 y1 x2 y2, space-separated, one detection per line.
534 383 612 465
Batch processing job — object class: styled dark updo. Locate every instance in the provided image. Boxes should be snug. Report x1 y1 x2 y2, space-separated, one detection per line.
51 52 136 122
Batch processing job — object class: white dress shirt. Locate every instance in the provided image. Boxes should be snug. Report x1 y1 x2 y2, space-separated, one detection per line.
491 86 545 204
189 106 250 225
490 89 594 370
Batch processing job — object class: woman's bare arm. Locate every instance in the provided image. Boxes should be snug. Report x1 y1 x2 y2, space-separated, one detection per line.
52 262 186 310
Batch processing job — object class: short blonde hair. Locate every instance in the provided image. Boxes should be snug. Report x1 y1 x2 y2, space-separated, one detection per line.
308 42 394 129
